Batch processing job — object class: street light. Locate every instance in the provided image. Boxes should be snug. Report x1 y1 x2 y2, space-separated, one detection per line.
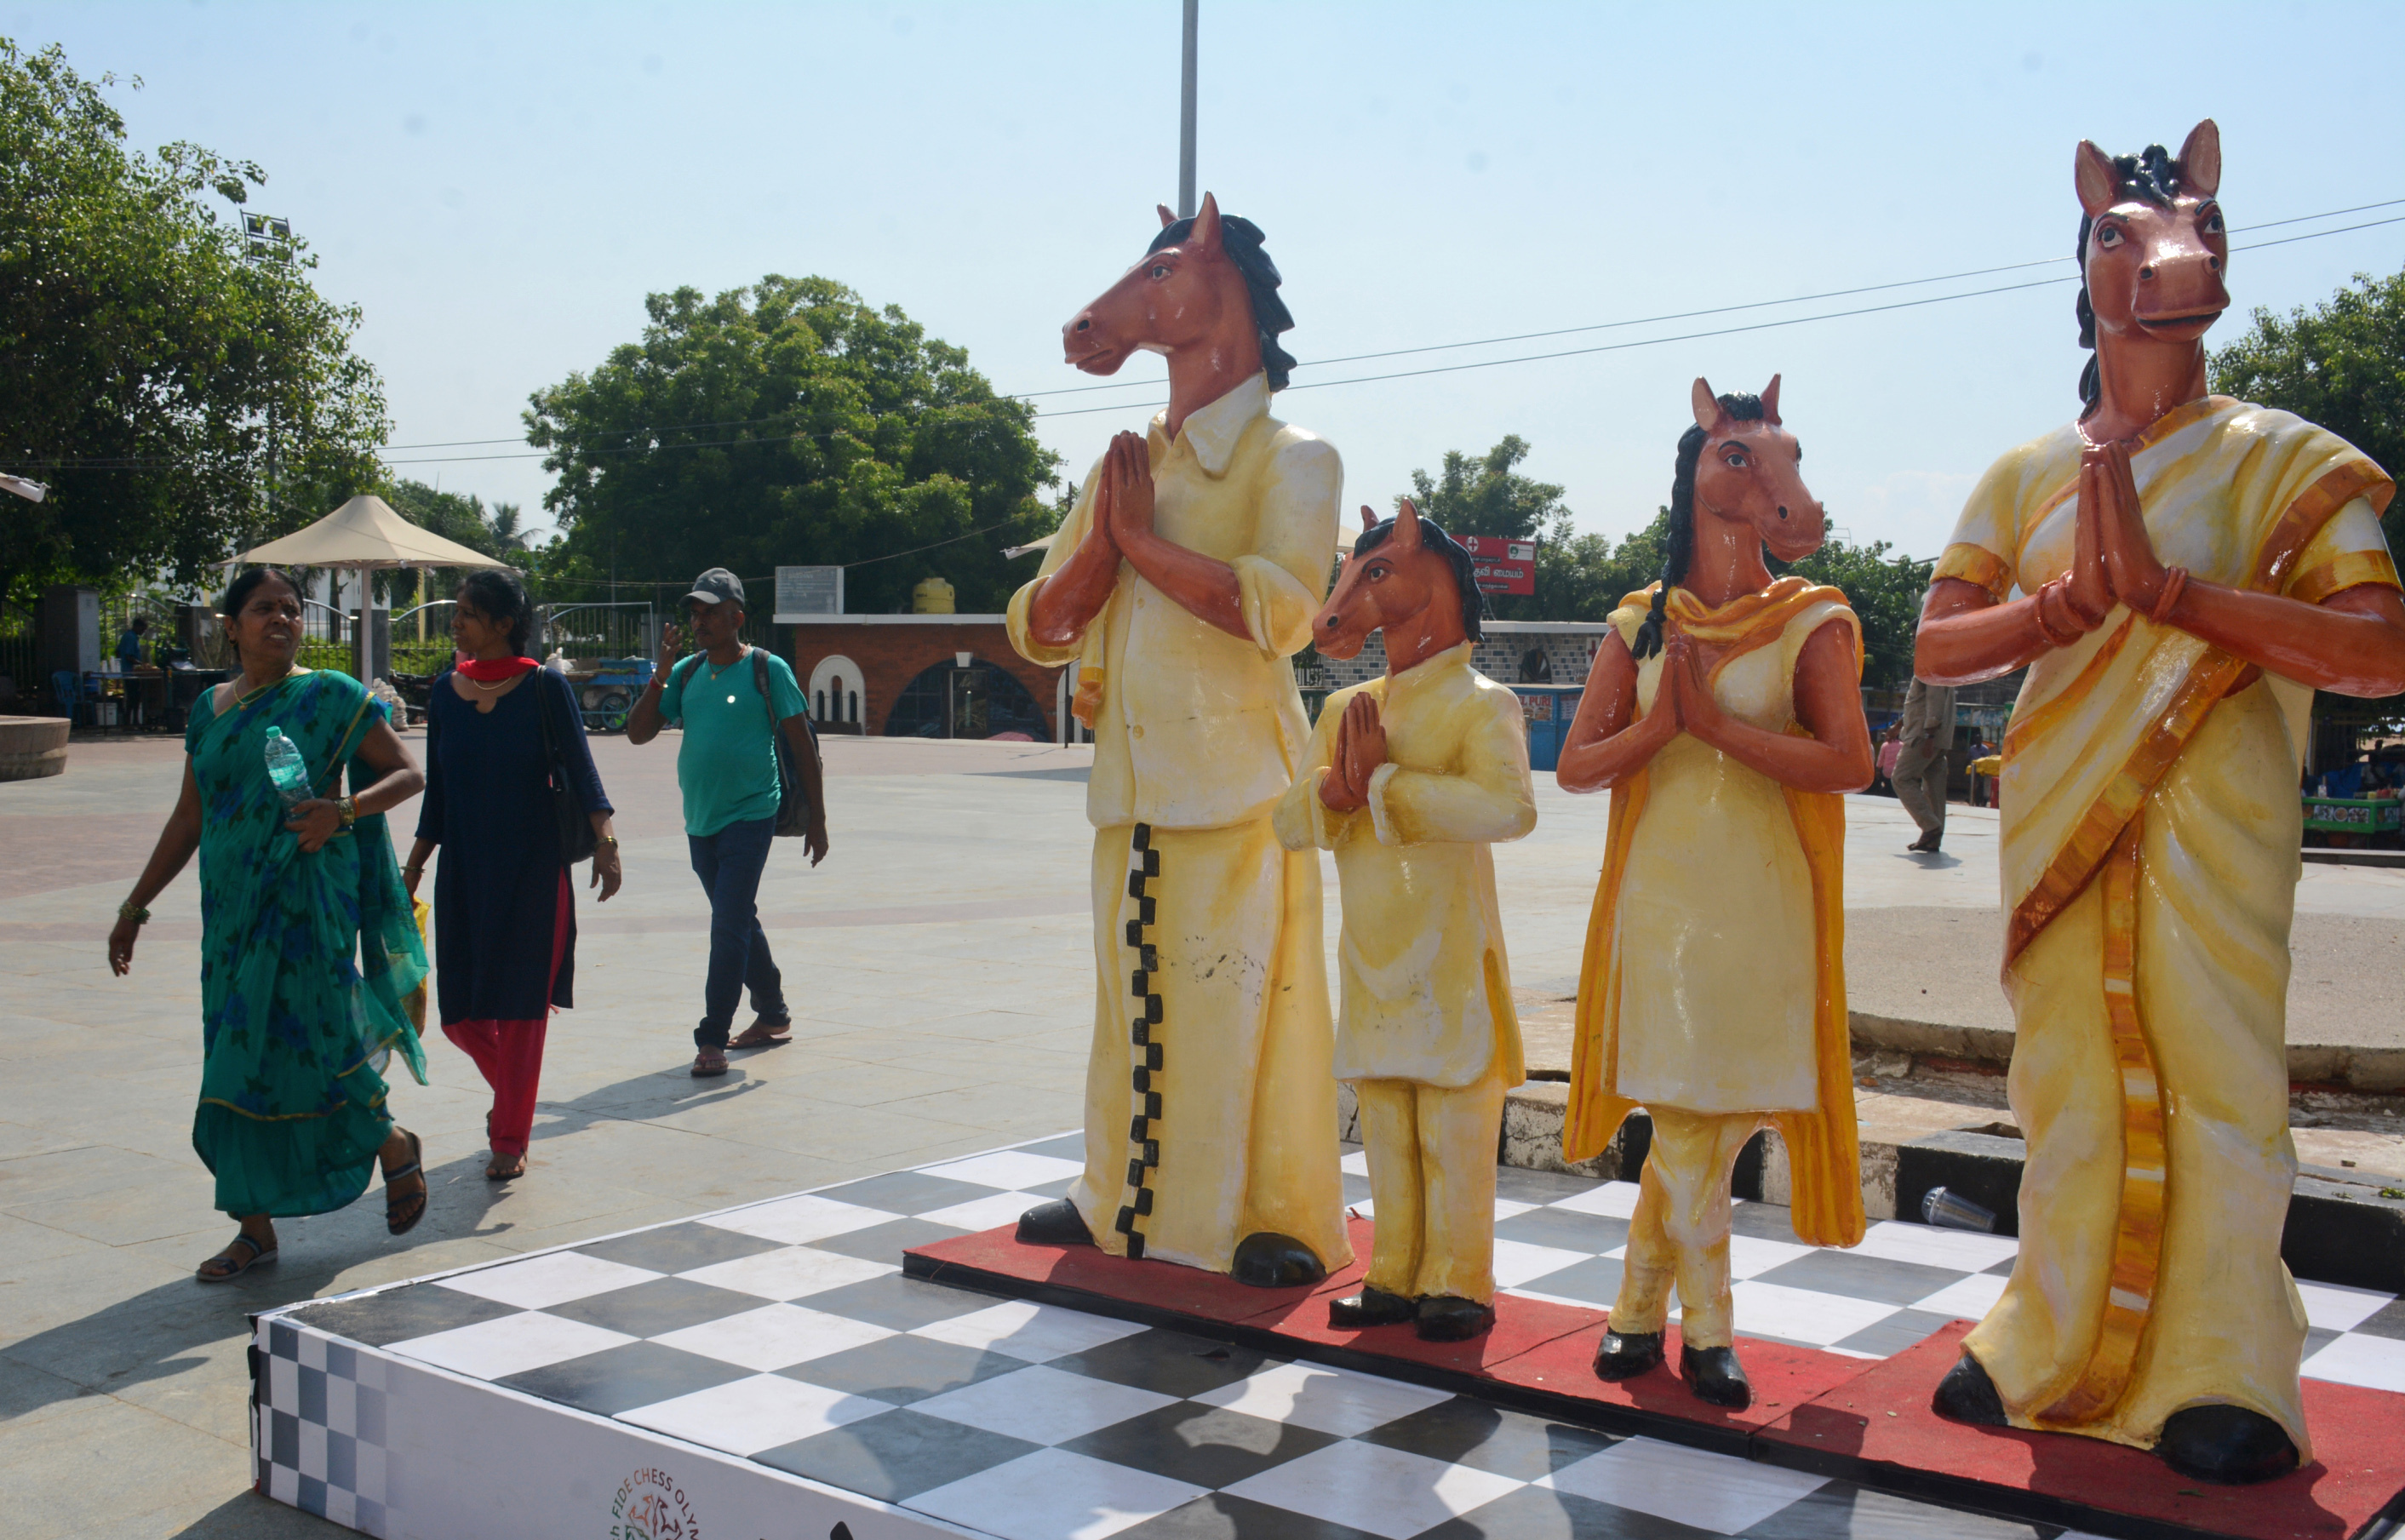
0 472 48 503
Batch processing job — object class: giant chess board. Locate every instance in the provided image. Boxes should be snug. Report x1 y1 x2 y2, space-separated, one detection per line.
252 1136 2405 1540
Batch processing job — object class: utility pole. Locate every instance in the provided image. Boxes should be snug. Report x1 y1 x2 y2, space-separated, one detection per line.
1177 0 1198 219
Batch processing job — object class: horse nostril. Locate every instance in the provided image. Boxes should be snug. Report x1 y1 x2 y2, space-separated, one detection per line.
1074 318 1091 332
2139 265 2156 280
2208 256 2222 271
1777 507 1789 520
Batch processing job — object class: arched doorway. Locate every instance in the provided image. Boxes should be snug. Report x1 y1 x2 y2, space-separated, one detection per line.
808 654 862 732
884 656 1048 739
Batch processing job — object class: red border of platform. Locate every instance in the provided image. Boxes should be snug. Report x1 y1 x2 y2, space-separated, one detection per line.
905 1226 2405 1540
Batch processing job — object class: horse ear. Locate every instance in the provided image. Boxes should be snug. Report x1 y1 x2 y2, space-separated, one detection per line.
1760 374 1783 426
1189 192 1223 255
2074 140 2119 220
1393 497 1423 550
1157 203 1177 229
1691 378 1726 435
2177 119 2222 198
1360 504 1378 530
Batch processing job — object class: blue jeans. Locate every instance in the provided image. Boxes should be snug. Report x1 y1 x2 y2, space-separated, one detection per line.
688 816 787 1048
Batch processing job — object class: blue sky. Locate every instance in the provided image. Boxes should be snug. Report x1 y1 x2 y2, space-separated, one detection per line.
12 2 2404 572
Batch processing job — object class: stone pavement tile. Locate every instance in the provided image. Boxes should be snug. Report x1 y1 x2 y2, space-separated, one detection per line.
0 1142 199 1211
0 1368 266 1540
879 1082 1081 1133
0 1120 78 1162
8 1168 226 1248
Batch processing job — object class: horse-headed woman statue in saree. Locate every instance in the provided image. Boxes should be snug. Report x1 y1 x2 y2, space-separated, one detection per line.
1557 376 1873 1410
111 566 434 1281
1918 121 2405 1485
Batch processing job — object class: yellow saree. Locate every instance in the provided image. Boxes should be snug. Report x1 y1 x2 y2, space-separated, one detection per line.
1934 396 2396 1455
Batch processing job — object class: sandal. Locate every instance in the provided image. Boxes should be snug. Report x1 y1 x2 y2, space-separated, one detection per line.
485 1149 527 1182
691 1047 729 1078
730 1017 792 1050
383 1128 428 1235
197 1231 278 1284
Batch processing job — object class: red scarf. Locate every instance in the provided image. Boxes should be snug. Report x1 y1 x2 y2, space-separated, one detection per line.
455 656 540 682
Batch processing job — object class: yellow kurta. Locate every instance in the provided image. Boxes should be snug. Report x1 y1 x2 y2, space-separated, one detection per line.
1933 395 2397 1456
1274 643 1535 1302
1007 372 1351 1274
1564 578 1866 1251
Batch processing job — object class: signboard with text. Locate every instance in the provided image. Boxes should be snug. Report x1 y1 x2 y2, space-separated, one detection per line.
1461 535 1537 596
775 565 844 621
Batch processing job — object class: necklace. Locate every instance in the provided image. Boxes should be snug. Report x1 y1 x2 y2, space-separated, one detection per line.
232 667 298 711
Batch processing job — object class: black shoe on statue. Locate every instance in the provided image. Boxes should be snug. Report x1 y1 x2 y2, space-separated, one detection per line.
1414 1297 1495 1342
1326 1285 1415 1330
1681 1344 1752 1409
1230 1232 1326 1289
1016 1199 1094 1247
1593 1329 1665 1382
1930 1354 2009 1427
2156 1405 2300 1485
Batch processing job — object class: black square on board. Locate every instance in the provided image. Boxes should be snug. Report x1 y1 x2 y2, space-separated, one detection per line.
807 1217 974 1264
1050 1327 1276 1399
543 1276 769 1338
1830 1308 1955 1360
1062 1401 1337 1489
574 1221 785 1275
1741 1482 2050 1538
782 1333 1028 1405
1504 1254 1622 1308
801 1274 999 1331
1750 1250 1967 1308
1018 1134 1085 1163
816 1170 997 1216
1494 1206 1632 1256
2349 1295 2405 1341
1492 1166 1602 1205
291 1285 520 1348
1726 1199 1807 1241
1359 1397 1612 1480
753 1406 1041 1502
1420 1484 1720 1540
496 1340 749 1417
1114 1492 1389 1540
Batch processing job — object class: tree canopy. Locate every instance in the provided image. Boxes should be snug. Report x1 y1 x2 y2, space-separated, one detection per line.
1400 435 1930 686
0 38 387 608
525 276 1059 615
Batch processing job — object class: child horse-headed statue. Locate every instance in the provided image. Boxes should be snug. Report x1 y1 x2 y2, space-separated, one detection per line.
1274 499 1537 1342
1919 121 2405 1485
1557 376 1875 1409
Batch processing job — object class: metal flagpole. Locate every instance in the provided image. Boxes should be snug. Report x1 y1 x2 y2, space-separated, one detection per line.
1178 0 1198 218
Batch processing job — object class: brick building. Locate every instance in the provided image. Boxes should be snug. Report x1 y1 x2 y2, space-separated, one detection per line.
789 615 1071 740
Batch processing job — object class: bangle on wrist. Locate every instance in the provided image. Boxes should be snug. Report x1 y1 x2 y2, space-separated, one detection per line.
2149 566 2189 625
2035 581 2085 646
337 796 358 827
118 900 150 925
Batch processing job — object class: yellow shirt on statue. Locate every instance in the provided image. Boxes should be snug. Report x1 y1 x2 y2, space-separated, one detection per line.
1273 643 1535 1088
1006 372 1340 831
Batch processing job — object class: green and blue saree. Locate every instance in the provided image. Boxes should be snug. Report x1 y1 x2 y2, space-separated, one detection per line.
186 668 428 1217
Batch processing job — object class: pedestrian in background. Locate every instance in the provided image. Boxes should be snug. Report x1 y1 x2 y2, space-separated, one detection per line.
1893 675 1955 852
107 567 431 1281
627 569 828 1077
404 568 621 1182
1875 725 1903 796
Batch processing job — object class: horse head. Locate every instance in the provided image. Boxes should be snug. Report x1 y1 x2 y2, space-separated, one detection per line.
1062 193 1295 392
2076 120 2228 352
1689 375 1824 564
1313 499 1474 667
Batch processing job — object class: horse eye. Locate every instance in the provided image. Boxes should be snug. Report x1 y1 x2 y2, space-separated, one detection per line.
1149 265 1171 279
2204 211 2225 233
2097 226 2122 249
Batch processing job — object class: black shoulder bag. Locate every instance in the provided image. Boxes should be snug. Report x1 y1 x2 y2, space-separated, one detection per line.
533 669 599 865
751 647 820 838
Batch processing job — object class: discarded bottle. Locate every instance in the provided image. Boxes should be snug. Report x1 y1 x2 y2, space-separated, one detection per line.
263 726 312 810
1921 1186 1997 1233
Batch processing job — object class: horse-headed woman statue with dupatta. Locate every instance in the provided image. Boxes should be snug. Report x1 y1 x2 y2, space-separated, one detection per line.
1557 376 1874 1410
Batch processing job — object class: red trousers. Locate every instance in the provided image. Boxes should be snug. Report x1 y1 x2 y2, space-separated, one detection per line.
442 871 570 1159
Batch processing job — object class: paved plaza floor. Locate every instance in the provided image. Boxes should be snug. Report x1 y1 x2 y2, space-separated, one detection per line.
3 728 2402 1537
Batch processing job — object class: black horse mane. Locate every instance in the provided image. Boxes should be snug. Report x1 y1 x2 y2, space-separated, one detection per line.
1354 513 1486 644
1629 392 1766 661
1150 213 1298 391
2074 142 2194 415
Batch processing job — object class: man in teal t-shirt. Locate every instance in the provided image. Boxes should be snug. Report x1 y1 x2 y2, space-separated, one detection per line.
628 569 828 1075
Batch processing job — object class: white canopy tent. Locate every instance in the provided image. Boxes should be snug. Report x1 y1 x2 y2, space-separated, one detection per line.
227 495 512 681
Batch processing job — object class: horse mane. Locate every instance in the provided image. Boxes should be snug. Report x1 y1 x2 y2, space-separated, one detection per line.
2073 142 2189 415
1355 513 1486 643
1150 214 1298 390
1629 392 1766 661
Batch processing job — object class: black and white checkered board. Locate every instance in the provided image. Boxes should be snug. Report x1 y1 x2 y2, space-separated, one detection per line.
260 1136 2405 1540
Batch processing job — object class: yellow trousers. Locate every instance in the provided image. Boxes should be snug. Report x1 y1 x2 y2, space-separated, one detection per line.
1611 1107 1764 1348
1354 1064 1508 1304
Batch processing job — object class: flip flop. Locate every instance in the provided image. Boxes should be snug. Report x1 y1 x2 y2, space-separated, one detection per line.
730 1019 792 1050
485 1149 527 1182
383 1128 428 1235
691 1048 729 1078
197 1232 278 1284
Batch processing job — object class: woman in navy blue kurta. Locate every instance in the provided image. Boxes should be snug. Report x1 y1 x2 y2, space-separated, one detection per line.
404 574 620 1179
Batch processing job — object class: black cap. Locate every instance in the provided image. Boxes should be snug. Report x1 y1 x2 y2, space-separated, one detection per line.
685 568 746 608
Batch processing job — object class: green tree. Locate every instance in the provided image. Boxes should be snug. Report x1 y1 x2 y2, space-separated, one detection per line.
2212 266 2405 726
1772 540 1933 690
0 38 387 607
525 276 1058 614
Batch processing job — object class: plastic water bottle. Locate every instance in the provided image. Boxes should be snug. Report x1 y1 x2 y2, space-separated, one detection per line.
263 726 312 810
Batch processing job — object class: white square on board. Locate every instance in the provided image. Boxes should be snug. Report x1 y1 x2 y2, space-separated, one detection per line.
435 1251 662 1312
650 1303 895 1371
703 1194 896 1246
1544 1435 1825 1532
387 1313 633 1381
913 1364 1177 1446
911 1300 1148 1363
1190 1360 1450 1438
1223 1439 1522 1540
619 1372 887 1457
908 1447 1204 1540
678 1246 895 1301
917 1151 1086 1192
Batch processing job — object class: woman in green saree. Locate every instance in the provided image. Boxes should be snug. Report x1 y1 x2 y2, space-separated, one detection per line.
109 568 435 1282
